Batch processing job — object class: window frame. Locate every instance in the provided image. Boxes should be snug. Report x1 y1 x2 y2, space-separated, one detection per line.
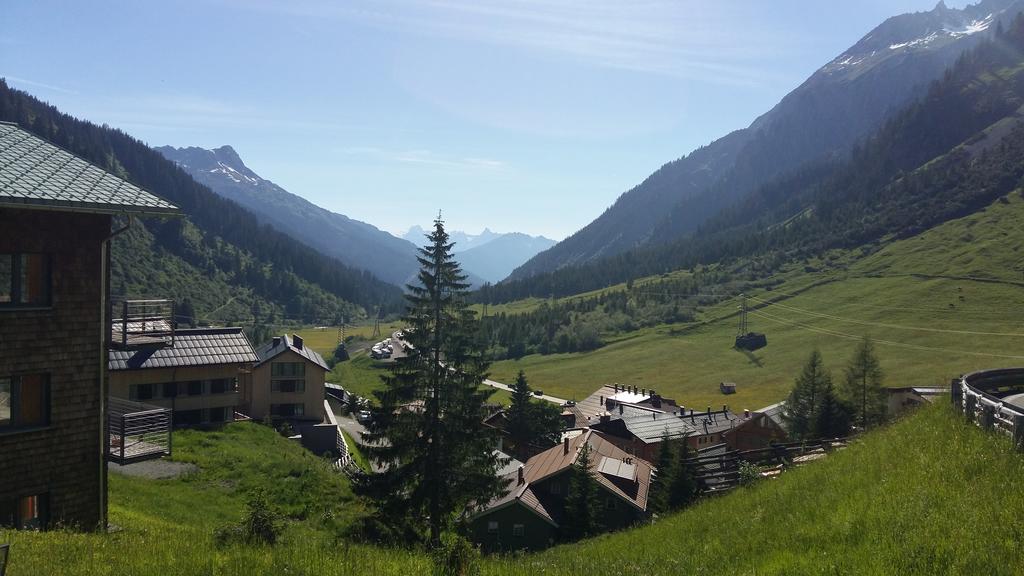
0 493 48 530
0 253 52 309
0 374 51 432
512 523 524 537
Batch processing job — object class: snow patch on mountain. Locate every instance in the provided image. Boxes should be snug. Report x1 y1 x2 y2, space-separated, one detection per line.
209 161 261 185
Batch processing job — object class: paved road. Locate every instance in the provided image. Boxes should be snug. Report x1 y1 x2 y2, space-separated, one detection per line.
483 378 567 406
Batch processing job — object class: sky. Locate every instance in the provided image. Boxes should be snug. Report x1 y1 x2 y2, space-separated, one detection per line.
1 0 968 240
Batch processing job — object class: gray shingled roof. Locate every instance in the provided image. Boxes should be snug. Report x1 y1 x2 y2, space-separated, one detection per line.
109 328 258 371
0 122 179 215
618 412 695 443
255 334 330 371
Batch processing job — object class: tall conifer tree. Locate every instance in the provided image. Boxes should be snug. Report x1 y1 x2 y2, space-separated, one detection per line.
841 337 887 429
360 216 504 547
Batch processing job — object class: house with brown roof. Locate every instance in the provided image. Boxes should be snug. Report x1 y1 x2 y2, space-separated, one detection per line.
108 327 259 426
0 121 179 530
467 429 653 552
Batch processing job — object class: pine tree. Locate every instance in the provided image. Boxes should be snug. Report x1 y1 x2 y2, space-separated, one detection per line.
506 370 535 458
667 437 697 509
651 429 676 514
562 443 603 540
505 370 563 459
813 379 852 439
841 336 887 429
359 216 505 547
783 350 831 440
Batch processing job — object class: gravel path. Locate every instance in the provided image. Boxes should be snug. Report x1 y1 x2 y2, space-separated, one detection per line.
109 459 197 480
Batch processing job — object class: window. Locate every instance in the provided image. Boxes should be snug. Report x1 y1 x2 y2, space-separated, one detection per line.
176 409 203 426
271 379 305 393
210 379 234 395
271 403 304 417
162 382 178 398
0 375 49 430
208 406 228 423
130 383 154 401
271 362 305 378
0 254 51 307
512 524 524 537
187 381 204 396
487 521 499 534
0 494 47 530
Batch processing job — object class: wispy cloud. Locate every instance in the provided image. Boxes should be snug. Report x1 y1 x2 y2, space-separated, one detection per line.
3 75 79 95
233 0 787 85
337 146 508 172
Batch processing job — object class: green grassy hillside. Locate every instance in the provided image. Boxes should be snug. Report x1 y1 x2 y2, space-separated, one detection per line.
6 403 1024 574
485 192 1024 409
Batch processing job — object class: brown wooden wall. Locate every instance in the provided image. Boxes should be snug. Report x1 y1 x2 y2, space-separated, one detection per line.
0 208 109 529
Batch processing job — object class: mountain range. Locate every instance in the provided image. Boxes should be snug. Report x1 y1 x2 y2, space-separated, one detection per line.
159 146 556 287
157 145 422 287
482 3 1024 303
510 0 1024 282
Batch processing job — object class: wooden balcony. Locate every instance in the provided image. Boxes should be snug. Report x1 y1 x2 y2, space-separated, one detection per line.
109 299 175 350
107 397 172 465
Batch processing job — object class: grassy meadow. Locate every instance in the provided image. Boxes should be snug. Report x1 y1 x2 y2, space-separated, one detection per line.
486 194 1024 410
7 403 1024 574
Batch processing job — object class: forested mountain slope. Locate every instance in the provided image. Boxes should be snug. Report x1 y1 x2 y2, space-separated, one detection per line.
0 80 404 325
484 13 1024 304
511 0 1023 280
157 145 422 287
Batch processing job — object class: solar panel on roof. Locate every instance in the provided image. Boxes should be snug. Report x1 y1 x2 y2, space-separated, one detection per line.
597 456 637 482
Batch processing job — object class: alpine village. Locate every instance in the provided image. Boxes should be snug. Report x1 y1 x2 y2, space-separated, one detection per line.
6 1 1024 574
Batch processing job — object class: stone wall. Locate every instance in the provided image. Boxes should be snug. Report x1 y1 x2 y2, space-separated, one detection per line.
0 208 110 529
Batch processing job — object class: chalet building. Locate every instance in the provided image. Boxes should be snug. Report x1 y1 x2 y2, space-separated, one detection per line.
0 121 178 530
468 429 653 553
108 328 259 426
244 334 328 422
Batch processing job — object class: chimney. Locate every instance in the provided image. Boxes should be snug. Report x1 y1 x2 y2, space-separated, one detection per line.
652 412 657 420
600 413 611 423
293 334 304 350
563 437 570 455
614 383 619 392
744 409 751 419
723 404 728 413
619 403 624 415
517 465 525 485
272 336 281 347
642 387 646 396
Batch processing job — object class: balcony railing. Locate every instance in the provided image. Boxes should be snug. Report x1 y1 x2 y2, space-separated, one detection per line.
110 299 175 350
108 397 172 465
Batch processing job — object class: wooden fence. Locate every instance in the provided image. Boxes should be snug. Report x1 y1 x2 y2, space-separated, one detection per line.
951 368 1024 449
686 438 848 493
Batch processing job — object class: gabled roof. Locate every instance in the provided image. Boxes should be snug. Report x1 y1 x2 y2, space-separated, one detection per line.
109 328 258 371
0 122 179 215
472 429 654 523
255 334 329 371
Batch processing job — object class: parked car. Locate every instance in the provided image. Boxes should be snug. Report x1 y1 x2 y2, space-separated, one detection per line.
533 390 544 397
356 410 372 423
563 400 576 407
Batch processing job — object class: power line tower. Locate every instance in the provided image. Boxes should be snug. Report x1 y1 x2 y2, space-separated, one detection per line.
735 294 767 351
371 306 382 340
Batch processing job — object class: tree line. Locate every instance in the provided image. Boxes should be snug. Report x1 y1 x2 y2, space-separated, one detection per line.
0 80 405 322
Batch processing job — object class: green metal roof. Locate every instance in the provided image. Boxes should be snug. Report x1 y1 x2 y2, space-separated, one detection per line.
0 121 179 215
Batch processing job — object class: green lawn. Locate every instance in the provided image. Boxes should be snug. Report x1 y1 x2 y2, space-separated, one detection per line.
7 404 1024 574
329 349 512 406
0 422 428 576
488 194 1024 411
